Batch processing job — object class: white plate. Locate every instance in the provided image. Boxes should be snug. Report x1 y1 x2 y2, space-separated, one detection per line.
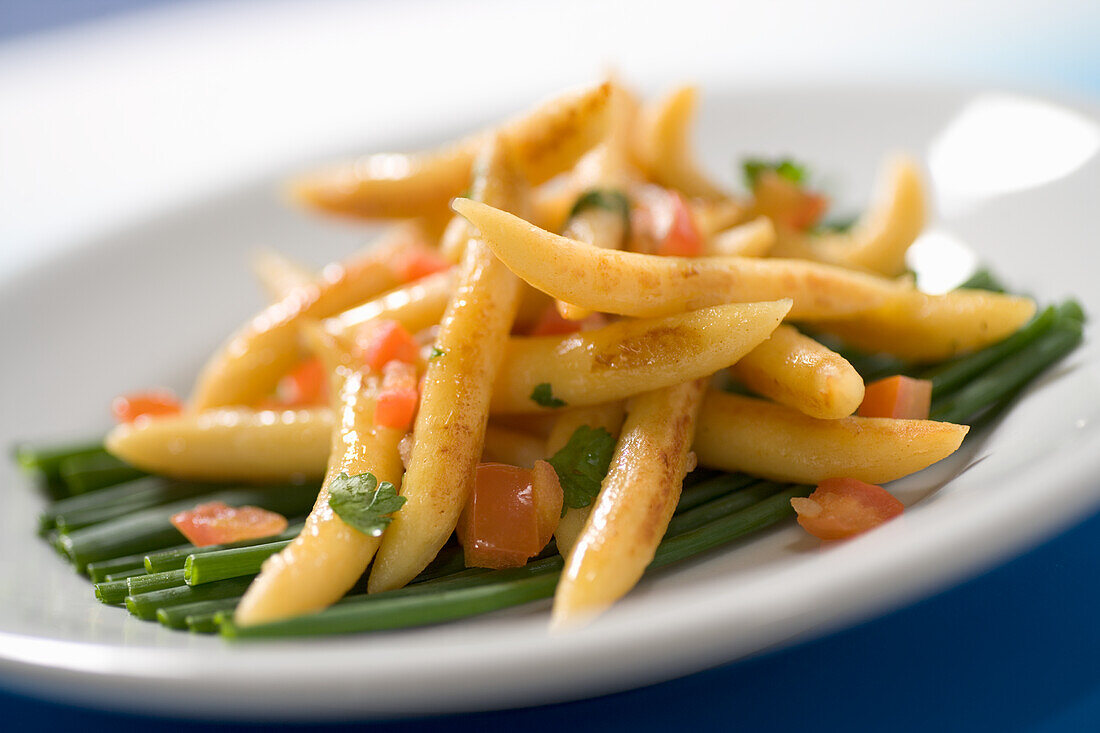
1 84 1098 720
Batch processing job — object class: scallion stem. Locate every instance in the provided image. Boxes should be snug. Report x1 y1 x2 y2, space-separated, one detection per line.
156 598 241 631
59 452 146 494
88 552 154 582
42 477 232 533
922 305 1058 399
187 611 229 634
675 473 758 514
184 542 289 585
95 578 132 604
931 315 1083 425
126 576 254 620
143 522 305 573
668 481 782 535
13 440 105 483
127 569 187 596
103 567 148 582
60 486 317 567
222 484 811 639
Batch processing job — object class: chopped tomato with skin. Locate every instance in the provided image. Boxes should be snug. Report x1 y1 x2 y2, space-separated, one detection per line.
789 191 829 230
171 501 288 547
459 463 556 569
753 172 828 231
791 478 904 541
858 375 933 419
655 191 704 257
357 319 420 372
111 390 182 423
374 360 419 431
391 244 449 283
530 460 564 548
629 186 703 257
275 358 328 407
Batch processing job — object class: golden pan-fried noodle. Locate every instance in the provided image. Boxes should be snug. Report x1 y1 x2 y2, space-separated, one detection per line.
104 79 1035 629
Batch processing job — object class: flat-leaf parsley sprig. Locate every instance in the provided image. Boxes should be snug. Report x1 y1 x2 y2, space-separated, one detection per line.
328 472 406 537
547 425 616 512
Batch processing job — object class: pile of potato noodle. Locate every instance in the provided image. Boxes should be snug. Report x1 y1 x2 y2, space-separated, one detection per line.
105 79 1036 629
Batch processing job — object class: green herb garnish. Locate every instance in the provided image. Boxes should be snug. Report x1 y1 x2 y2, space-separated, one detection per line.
548 425 616 512
568 189 631 233
327 472 406 537
742 157 808 190
429 347 446 360
530 383 567 408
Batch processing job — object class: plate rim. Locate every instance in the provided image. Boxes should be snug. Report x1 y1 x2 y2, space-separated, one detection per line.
1 80 1099 720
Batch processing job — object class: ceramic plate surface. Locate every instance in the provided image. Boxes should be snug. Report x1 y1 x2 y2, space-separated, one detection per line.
1 84 1099 720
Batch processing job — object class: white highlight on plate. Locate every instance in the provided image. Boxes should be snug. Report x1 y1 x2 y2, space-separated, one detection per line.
929 94 1100 214
906 229 980 294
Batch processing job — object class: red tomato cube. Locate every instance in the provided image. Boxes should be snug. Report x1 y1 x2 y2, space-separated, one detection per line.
753 172 829 231
356 319 420 372
171 501 289 547
111 390 182 423
791 477 904 541
858 375 933 419
655 191 704 257
531 459 564 548
374 360 419 431
275 358 328 407
390 244 449 283
458 463 544 569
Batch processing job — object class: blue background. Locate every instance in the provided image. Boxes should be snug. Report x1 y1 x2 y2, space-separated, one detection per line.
2 2 1098 731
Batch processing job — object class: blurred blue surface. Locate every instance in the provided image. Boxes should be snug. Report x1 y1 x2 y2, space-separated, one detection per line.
2 1 1098 730
0 0 182 39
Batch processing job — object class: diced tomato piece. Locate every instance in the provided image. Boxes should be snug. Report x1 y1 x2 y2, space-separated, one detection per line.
858 375 933 419
655 191 704 257
789 191 829 230
791 478 904 541
275 358 328 407
111 390 182 423
458 463 544 569
390 244 449 283
531 460 563 548
171 501 288 547
374 360 419 430
753 172 828 231
628 186 703 257
529 305 584 337
357 319 420 372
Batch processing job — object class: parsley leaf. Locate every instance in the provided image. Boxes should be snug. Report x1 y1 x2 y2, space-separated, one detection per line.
741 157 808 190
568 189 631 235
530 383 567 408
327 472 406 537
429 347 446 360
548 425 616 512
